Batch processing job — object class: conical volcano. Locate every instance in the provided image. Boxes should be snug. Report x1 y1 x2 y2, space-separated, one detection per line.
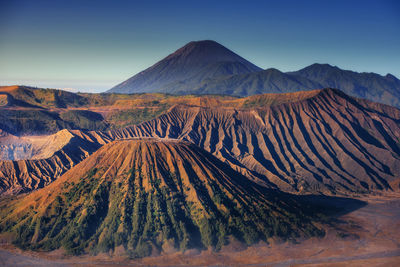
0 138 323 256
108 40 262 94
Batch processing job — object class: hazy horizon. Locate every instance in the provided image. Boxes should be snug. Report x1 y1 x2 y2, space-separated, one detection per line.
1 0 399 92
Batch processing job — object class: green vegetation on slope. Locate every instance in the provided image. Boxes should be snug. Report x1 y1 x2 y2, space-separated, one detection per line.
0 86 335 135
60 110 109 131
0 86 88 108
0 110 69 134
0 95 8 106
0 109 110 135
0 139 326 258
107 105 170 129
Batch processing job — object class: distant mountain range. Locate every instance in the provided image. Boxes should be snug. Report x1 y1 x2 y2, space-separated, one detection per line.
108 40 400 108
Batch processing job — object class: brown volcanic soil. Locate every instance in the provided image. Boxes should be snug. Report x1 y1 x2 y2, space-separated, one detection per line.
2 88 400 195
0 193 399 266
0 130 102 195
106 88 400 194
0 86 399 264
0 129 75 160
0 138 325 258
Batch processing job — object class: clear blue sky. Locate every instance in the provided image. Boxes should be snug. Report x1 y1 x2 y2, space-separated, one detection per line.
0 0 399 92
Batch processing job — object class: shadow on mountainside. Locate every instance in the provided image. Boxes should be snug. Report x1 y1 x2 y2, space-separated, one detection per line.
295 194 367 217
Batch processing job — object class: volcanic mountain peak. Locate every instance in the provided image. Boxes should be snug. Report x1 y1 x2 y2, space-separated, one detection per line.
163 40 255 66
108 40 261 94
108 40 400 106
0 138 323 256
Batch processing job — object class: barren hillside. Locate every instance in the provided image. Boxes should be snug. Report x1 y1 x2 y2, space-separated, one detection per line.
1 88 400 195
0 139 323 256
108 89 400 194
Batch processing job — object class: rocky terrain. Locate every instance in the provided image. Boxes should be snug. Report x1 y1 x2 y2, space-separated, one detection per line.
0 130 78 161
0 139 324 257
1 88 400 195
0 86 400 262
0 130 102 195
0 85 236 135
107 88 400 194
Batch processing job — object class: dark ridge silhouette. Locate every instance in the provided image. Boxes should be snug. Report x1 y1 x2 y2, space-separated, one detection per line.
289 63 400 107
107 41 400 107
108 40 262 94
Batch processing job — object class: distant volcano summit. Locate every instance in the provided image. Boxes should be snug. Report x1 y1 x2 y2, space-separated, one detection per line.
108 40 400 108
108 40 261 94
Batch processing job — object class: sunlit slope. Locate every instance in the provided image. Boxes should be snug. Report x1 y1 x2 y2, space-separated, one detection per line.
0 139 323 256
0 85 88 108
0 85 322 135
108 89 400 194
0 130 102 194
0 90 324 195
1 88 400 195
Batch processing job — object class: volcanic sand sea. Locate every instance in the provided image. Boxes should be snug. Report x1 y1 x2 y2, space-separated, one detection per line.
0 192 399 266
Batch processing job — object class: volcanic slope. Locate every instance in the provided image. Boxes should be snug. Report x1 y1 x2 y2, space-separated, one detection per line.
289 63 400 108
0 85 88 108
0 90 335 195
2 88 400 195
0 129 103 195
184 68 323 96
0 139 323 257
106 88 400 194
107 41 400 107
108 40 262 94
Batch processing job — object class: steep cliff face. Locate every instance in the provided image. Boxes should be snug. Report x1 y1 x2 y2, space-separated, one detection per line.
0 139 323 256
1 88 400 195
0 129 76 161
0 130 102 195
107 89 400 194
